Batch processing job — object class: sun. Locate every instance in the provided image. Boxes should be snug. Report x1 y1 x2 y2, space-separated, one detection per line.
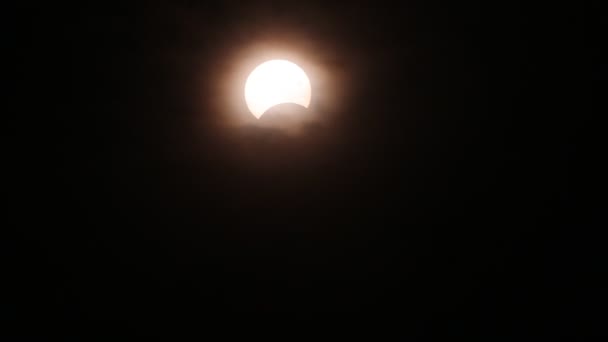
244 60 311 119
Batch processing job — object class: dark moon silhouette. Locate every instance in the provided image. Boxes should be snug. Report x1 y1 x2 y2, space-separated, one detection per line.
257 102 311 130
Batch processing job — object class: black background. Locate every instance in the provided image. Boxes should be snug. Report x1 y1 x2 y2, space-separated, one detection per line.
8 1 603 339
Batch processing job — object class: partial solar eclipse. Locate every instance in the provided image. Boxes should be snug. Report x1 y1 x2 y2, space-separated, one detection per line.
244 60 311 119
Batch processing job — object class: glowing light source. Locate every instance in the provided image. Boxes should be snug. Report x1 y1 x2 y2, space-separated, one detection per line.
244 60 311 119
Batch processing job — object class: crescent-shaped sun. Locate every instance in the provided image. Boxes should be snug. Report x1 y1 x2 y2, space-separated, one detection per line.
244 60 311 119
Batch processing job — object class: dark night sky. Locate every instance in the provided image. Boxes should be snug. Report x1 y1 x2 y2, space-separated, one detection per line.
8 1 604 339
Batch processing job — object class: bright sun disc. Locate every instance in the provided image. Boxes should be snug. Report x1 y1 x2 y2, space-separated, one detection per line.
244 60 311 119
